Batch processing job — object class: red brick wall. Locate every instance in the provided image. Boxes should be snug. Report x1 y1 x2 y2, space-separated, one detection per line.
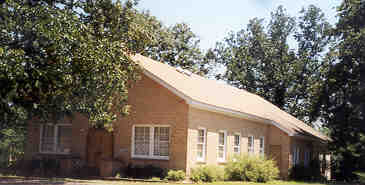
113 74 189 171
24 116 90 161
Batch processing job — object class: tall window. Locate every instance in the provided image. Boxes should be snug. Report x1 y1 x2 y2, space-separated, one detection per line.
233 133 241 155
259 137 265 155
132 125 170 159
40 124 72 154
217 131 227 162
304 150 310 166
292 146 300 165
248 135 254 154
197 128 206 162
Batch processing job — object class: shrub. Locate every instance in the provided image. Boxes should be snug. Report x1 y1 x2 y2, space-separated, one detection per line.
225 154 279 182
289 159 325 181
165 170 186 181
125 164 166 179
190 165 225 182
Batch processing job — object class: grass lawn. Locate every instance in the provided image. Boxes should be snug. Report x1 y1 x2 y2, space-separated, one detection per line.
0 174 363 185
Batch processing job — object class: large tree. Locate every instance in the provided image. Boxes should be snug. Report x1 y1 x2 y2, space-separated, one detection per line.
0 0 153 131
138 12 207 74
209 5 331 124
317 0 365 180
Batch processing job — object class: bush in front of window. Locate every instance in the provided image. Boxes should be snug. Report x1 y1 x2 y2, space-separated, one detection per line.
125 164 167 179
27 158 60 176
165 170 186 181
225 154 279 182
289 159 325 181
190 165 225 182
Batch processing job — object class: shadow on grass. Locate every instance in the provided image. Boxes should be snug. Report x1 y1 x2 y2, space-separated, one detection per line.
0 176 98 185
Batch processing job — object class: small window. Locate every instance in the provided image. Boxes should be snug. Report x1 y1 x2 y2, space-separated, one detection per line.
40 124 72 154
218 131 227 162
233 134 240 155
259 137 265 156
248 135 254 154
197 128 206 162
132 125 170 160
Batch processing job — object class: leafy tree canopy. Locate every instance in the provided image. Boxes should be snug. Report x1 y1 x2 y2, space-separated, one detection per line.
138 11 207 75
0 0 153 130
208 5 332 124
316 0 365 180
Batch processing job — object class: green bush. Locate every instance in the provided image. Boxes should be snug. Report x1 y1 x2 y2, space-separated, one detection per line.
190 165 225 182
165 170 186 181
225 154 279 182
289 159 325 181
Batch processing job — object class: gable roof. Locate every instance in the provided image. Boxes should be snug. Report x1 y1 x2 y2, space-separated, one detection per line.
131 54 330 142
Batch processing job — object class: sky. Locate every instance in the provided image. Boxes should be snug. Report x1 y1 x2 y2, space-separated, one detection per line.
137 0 342 50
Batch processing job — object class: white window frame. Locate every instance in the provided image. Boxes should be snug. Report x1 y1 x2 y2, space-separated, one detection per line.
131 125 170 160
217 130 227 162
233 133 241 155
39 123 72 154
259 136 265 156
196 127 207 162
248 135 254 154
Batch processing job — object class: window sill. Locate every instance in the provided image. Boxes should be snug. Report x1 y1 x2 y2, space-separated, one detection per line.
217 159 227 164
131 155 169 160
196 159 206 164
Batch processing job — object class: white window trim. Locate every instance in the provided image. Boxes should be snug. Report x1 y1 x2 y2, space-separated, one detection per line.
233 133 241 155
248 135 254 154
196 127 207 162
217 130 227 162
131 125 170 160
39 123 72 154
259 136 265 156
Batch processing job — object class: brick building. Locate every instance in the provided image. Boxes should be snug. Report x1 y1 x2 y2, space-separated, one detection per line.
25 54 331 179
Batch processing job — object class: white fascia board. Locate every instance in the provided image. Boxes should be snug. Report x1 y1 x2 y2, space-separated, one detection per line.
270 120 294 136
142 69 295 137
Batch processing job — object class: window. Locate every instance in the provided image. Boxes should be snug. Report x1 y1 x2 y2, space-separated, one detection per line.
233 133 240 155
40 124 72 154
304 150 310 166
132 125 170 160
248 135 254 154
217 130 227 162
197 128 206 162
292 146 300 165
259 137 265 156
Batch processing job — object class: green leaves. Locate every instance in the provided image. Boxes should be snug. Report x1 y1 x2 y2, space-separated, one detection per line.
209 6 331 124
0 0 149 129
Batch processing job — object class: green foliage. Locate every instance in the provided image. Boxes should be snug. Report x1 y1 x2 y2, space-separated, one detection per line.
225 154 279 183
289 160 325 181
0 0 151 130
165 170 186 181
208 5 332 124
190 165 225 182
0 127 25 168
314 0 365 180
125 164 166 179
138 12 208 75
